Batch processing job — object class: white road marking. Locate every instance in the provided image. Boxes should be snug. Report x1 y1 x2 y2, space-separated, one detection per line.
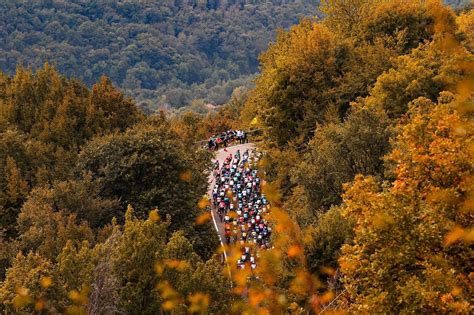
210 208 231 280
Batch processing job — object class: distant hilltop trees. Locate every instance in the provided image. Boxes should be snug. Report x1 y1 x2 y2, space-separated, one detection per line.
0 0 320 111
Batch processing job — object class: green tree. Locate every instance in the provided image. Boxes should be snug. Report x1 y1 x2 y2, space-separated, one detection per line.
159 231 232 314
50 176 120 229
357 0 436 53
305 206 355 281
295 105 391 211
111 206 169 314
76 121 218 258
322 0 443 54
320 0 370 38
48 84 90 149
0 66 144 241
188 258 233 314
76 123 207 220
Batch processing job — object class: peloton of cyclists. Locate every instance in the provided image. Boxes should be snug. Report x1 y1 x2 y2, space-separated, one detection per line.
211 148 270 271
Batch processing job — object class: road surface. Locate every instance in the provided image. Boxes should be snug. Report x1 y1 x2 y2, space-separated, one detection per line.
207 143 255 268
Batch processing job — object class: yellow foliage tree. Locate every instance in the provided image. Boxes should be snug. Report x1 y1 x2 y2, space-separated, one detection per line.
339 94 473 312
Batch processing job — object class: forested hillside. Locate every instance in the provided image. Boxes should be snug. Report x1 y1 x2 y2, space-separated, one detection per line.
445 0 472 7
234 0 474 312
0 0 320 111
0 0 473 314
0 67 228 312
174 0 473 312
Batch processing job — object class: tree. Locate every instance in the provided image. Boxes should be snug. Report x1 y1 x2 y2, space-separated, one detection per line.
49 175 120 229
356 42 469 119
322 0 443 54
247 20 341 148
1 66 37 133
56 240 95 294
0 157 29 237
357 0 435 53
76 122 206 220
188 258 233 314
456 8 474 52
88 76 143 134
320 0 370 38
294 105 391 211
305 206 355 281
16 187 95 261
110 206 169 314
0 1 322 109
339 95 472 312
0 130 35 236
0 251 63 313
159 231 232 314
0 65 142 149
76 121 218 258
0 229 17 281
169 110 207 146
48 84 90 149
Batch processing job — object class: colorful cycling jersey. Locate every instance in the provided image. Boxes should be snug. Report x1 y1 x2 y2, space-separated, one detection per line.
211 148 270 272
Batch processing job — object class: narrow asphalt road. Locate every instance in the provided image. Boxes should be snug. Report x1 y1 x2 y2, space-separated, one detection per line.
207 143 255 265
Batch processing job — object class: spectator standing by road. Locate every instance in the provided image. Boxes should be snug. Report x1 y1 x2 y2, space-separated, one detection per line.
206 129 251 151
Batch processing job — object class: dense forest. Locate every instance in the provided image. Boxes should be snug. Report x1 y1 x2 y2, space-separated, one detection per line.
172 0 474 312
0 0 473 314
446 0 472 6
0 0 320 112
0 65 229 313
239 0 473 312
